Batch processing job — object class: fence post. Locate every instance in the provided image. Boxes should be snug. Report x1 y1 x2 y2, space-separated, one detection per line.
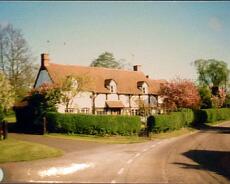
43 117 47 135
3 121 8 139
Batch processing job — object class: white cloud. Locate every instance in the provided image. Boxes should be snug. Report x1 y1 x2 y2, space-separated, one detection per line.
208 17 223 31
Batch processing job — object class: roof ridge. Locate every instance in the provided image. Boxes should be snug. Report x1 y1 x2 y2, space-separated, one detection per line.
49 63 144 74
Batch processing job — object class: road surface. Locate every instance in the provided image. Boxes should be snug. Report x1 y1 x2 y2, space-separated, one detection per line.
1 121 230 183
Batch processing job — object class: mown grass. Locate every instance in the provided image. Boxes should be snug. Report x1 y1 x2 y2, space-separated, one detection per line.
0 138 63 163
45 133 148 144
149 127 196 140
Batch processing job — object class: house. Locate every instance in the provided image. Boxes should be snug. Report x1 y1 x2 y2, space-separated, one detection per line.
34 53 165 115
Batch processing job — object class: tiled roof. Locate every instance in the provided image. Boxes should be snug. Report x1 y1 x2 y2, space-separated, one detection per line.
45 63 163 95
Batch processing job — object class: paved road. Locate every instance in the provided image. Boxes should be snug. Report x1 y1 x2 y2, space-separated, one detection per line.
1 121 230 183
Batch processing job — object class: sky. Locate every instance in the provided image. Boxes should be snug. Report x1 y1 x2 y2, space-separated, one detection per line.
0 1 230 80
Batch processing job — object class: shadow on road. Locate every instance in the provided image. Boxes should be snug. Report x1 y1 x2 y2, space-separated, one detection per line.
193 124 230 134
174 150 230 181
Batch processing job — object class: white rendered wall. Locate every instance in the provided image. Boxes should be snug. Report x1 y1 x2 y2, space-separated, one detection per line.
95 94 106 108
107 94 118 101
71 92 92 109
130 95 139 108
119 95 129 107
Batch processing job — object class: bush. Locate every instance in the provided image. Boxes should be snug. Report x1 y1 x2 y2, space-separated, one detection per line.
198 108 230 123
149 108 230 133
149 109 194 132
46 112 141 136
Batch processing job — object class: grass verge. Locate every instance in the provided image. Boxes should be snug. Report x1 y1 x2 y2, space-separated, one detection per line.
45 133 148 144
0 138 63 163
149 127 195 140
46 121 228 144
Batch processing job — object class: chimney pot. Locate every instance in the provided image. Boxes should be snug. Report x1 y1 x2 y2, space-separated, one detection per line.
41 53 49 68
133 65 141 71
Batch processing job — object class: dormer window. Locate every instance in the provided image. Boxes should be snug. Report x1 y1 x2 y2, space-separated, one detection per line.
137 81 148 94
105 79 117 93
110 85 114 93
142 87 146 94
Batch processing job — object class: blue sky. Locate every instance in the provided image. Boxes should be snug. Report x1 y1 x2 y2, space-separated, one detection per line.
0 1 230 80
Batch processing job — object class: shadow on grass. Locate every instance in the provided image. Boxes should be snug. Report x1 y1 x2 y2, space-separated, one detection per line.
174 150 230 181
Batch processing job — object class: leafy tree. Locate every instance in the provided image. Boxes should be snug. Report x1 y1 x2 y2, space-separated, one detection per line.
159 78 200 112
90 52 122 69
0 72 15 113
198 85 212 109
194 59 229 95
29 83 62 114
0 24 37 100
61 75 89 111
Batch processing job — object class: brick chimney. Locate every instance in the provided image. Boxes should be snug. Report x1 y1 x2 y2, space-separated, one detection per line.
41 53 50 68
133 65 141 71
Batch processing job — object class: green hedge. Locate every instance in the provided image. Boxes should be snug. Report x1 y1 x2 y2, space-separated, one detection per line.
46 112 141 136
200 108 230 123
149 108 230 133
149 109 194 132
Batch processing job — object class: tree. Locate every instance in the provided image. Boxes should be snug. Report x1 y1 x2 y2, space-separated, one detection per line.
0 24 37 100
159 78 200 112
0 72 15 113
29 83 62 115
198 85 212 109
194 59 229 95
61 75 88 112
90 52 123 69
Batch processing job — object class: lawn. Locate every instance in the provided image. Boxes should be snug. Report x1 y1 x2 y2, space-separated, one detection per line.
45 133 149 144
0 138 63 163
149 127 195 140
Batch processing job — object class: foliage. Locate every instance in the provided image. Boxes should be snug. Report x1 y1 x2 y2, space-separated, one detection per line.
29 83 62 114
46 112 141 136
159 78 200 111
61 75 89 111
148 108 230 133
148 109 195 132
14 83 62 132
0 72 15 114
194 59 229 95
136 99 151 117
200 108 230 123
198 85 212 109
0 24 37 100
90 52 123 69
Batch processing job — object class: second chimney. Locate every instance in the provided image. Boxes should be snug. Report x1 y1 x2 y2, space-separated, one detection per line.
41 53 50 68
133 65 141 71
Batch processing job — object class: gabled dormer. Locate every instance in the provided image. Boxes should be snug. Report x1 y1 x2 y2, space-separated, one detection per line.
137 81 148 94
105 79 117 93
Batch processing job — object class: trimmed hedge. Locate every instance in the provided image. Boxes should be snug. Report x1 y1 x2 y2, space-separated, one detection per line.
149 109 194 132
46 112 141 136
200 108 230 123
150 108 230 133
